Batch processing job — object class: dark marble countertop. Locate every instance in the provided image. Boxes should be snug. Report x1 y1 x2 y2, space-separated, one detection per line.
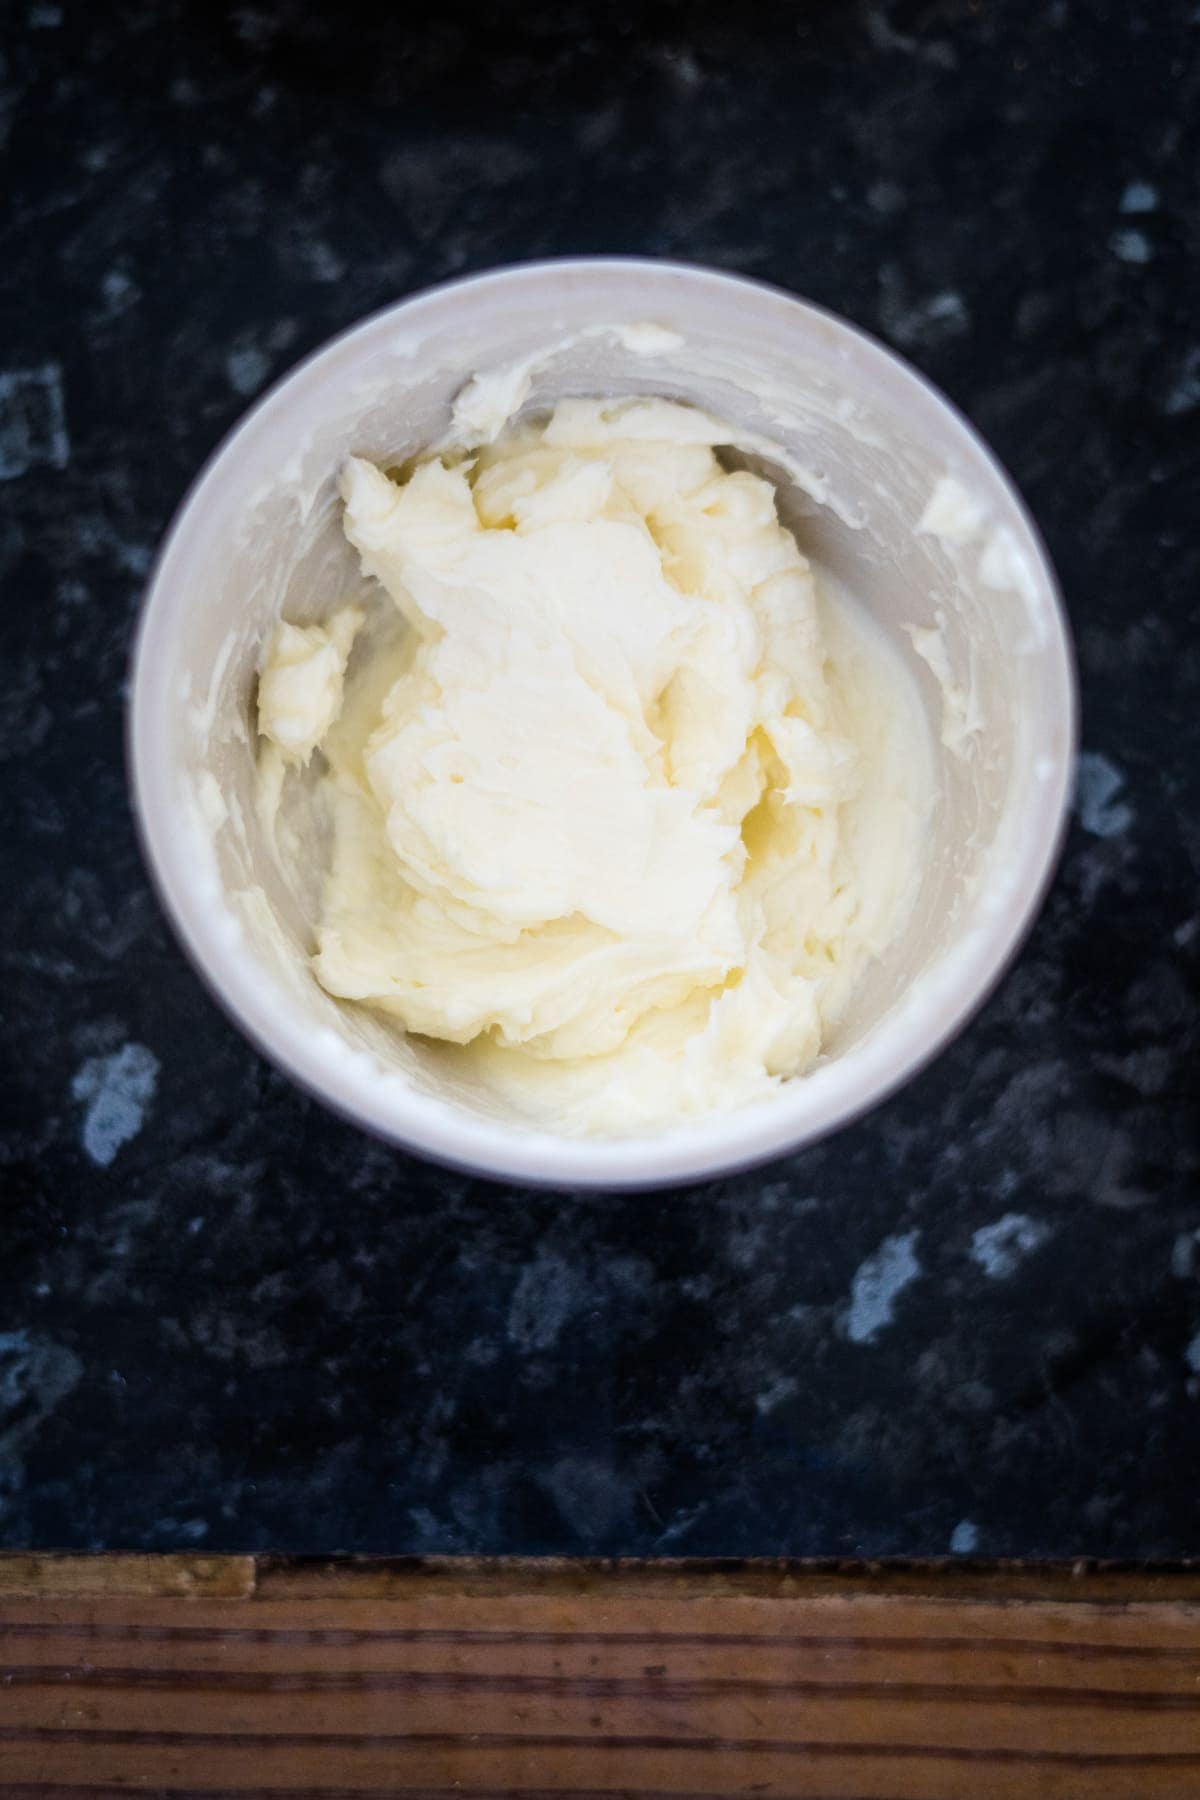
2 0 1197 1556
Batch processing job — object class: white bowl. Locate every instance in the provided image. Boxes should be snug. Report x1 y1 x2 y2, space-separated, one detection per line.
129 259 1076 1189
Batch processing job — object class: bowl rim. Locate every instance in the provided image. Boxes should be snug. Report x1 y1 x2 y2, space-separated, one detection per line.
128 255 1078 1191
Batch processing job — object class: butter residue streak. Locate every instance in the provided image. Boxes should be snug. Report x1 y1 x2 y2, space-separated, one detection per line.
917 475 985 544
256 396 930 1133
258 606 363 765
448 322 686 448
906 614 982 756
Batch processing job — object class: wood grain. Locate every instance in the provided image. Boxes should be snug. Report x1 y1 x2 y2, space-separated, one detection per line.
3 1558 1200 1797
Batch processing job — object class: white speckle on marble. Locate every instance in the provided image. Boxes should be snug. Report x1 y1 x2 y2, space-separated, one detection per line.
0 365 69 480
1119 180 1159 214
1186 1333 1200 1377
1163 348 1200 416
864 8 957 66
918 291 970 332
844 1230 921 1344
507 1254 577 1354
1171 1233 1198 1280
654 1501 709 1550
155 1515 209 1543
661 45 703 88
1096 1045 1173 1098
542 1454 632 1540
233 6 273 47
0 1330 83 1511
1076 750 1134 838
970 1213 1052 1280
888 288 970 348
866 179 906 215
70 1041 160 1167
226 344 270 396
1110 227 1153 265
728 1220 768 1271
755 1374 798 1415
0 1331 80 1408
72 512 152 576
950 1518 979 1554
100 267 140 318
757 1181 793 1213
299 238 345 284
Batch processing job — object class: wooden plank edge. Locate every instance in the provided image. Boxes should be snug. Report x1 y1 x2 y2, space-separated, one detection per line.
4 1555 1200 1604
0 1556 256 1600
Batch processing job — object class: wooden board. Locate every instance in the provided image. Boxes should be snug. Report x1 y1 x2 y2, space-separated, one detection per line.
3 1557 1200 1797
